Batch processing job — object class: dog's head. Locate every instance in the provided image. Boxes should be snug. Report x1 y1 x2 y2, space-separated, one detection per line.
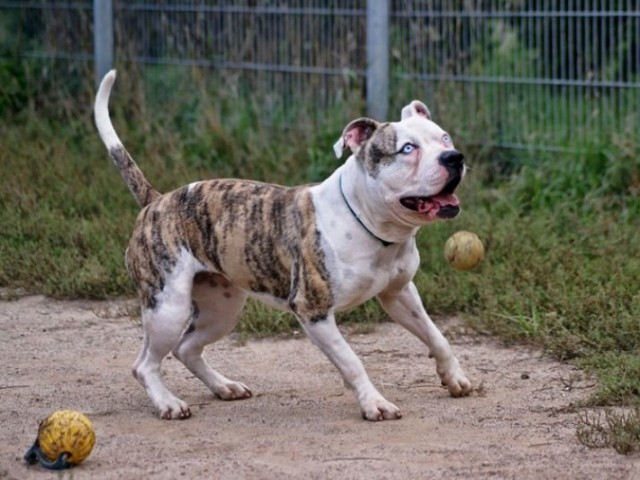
334 100 465 225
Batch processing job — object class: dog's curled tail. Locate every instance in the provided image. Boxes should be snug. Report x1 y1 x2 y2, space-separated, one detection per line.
94 70 160 208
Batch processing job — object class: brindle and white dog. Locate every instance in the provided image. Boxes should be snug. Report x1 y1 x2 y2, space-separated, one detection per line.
94 70 472 421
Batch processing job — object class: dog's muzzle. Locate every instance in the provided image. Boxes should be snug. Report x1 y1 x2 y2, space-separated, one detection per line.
435 150 464 218
400 150 465 219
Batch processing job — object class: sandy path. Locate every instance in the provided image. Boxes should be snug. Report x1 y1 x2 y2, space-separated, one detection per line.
0 295 637 479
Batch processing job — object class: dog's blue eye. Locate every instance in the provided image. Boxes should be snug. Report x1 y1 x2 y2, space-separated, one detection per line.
401 143 415 154
442 134 452 145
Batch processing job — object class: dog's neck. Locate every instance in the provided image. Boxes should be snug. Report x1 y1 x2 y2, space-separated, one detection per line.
339 172 394 247
338 158 419 245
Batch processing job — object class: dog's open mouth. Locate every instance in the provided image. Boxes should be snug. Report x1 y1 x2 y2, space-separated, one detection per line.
400 193 460 219
400 173 462 219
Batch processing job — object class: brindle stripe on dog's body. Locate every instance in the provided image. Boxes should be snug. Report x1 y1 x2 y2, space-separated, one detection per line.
125 179 333 321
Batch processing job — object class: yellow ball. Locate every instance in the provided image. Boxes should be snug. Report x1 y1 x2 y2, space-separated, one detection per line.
444 231 485 270
27 410 95 469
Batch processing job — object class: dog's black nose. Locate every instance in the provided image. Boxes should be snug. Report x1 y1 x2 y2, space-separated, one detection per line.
439 150 465 169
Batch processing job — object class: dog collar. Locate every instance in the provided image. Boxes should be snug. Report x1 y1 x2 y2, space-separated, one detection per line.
339 173 394 247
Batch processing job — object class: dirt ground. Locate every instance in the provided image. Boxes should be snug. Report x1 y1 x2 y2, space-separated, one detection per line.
0 295 638 479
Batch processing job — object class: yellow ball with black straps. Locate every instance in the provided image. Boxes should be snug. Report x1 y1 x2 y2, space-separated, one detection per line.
24 410 95 470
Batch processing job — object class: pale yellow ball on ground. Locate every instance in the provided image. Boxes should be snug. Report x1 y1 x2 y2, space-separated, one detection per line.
37 410 95 466
444 231 485 270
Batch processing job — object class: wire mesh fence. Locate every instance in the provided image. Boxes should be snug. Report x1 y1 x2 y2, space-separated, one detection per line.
1 0 639 152
392 1 640 151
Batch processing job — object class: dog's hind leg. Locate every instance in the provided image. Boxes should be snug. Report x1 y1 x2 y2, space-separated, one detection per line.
131 251 202 420
133 301 193 420
172 273 252 401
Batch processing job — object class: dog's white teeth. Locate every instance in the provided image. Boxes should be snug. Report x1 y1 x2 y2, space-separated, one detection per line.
417 199 432 213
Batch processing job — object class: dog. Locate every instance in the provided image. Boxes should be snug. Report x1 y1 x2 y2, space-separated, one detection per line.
94 70 472 421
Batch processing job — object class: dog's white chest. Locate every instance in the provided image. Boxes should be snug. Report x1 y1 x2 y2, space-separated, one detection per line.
310 180 420 312
333 246 417 311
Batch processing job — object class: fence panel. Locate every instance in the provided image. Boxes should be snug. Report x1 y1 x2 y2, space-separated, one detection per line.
1 0 638 152
391 0 640 151
113 0 367 122
0 1 93 61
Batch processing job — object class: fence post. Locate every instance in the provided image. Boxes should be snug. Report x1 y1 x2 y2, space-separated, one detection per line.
366 0 389 120
94 0 114 87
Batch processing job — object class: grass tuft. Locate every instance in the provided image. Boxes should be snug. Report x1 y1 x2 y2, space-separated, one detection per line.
577 406 640 455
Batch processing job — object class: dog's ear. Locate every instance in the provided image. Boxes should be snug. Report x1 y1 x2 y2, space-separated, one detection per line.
401 100 432 120
333 117 380 158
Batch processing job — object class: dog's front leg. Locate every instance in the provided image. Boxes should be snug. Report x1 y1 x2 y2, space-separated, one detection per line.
378 282 472 397
300 314 402 421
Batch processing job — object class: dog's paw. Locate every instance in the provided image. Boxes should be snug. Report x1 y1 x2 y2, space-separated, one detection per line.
360 397 403 421
158 397 192 420
213 381 253 401
437 358 472 397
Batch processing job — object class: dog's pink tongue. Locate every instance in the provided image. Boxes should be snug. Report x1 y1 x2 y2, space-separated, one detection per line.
416 194 459 214
434 193 460 207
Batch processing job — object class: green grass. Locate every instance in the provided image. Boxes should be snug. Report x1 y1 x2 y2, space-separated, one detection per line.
1 63 639 453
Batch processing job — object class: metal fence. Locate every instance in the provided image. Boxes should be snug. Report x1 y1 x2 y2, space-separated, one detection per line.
2 0 639 152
